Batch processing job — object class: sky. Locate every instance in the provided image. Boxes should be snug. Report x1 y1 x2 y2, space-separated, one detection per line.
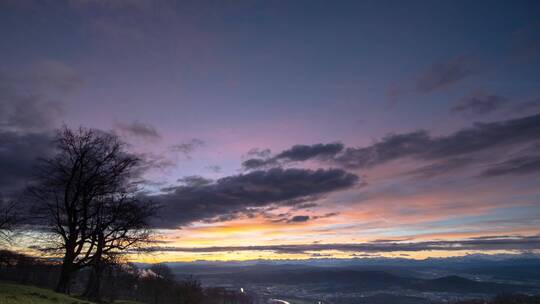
1 0 540 262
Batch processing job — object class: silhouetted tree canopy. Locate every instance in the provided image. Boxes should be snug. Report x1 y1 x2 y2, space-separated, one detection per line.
27 126 157 296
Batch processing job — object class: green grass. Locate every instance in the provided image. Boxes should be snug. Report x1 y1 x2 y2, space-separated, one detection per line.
0 283 144 304
0 283 94 304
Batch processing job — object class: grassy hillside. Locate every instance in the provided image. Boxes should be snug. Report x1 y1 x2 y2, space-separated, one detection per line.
0 283 94 304
0 283 144 304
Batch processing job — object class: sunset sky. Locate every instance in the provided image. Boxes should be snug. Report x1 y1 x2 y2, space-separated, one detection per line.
1 0 540 262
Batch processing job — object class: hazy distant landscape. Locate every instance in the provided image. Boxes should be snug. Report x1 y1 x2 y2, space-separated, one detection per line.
164 256 540 303
2 250 540 303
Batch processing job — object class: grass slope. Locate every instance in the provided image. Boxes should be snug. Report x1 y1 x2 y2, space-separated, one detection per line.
0 283 144 304
0 283 95 304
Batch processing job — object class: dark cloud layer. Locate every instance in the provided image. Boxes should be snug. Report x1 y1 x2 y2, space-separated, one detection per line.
5 113 538 228
0 131 54 197
276 143 344 161
0 128 173 198
176 175 213 187
245 114 540 179
151 168 358 228
146 235 540 254
272 212 339 224
243 143 344 169
289 215 310 223
0 61 81 198
0 62 81 132
334 113 540 169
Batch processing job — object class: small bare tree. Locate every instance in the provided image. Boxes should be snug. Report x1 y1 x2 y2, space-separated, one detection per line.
0 201 18 242
28 126 156 295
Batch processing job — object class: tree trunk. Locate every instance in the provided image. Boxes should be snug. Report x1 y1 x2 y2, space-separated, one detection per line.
83 233 104 301
55 261 73 294
83 264 102 301
56 242 77 294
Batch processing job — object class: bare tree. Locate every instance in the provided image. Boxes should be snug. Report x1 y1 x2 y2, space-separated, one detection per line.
83 195 156 300
27 126 156 295
0 201 18 242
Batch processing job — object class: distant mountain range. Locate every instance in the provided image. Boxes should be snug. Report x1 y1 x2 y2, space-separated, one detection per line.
155 255 540 295
153 253 540 268
181 267 538 294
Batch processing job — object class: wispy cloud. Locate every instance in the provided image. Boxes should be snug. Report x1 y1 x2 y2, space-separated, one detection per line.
480 154 540 177
451 92 508 115
170 138 205 158
416 56 475 93
145 235 540 254
115 121 161 140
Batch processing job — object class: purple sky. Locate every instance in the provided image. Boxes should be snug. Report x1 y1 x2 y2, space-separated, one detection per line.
1 0 540 261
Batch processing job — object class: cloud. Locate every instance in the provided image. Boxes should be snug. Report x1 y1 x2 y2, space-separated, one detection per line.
335 131 430 169
275 212 339 224
0 60 81 132
276 143 344 161
310 253 333 257
480 154 540 177
0 131 54 197
246 148 272 158
136 152 176 172
242 158 270 170
0 126 173 196
243 114 540 182
405 157 476 179
0 122 171 199
150 168 358 228
243 142 344 169
30 60 84 93
144 235 540 254
0 94 64 132
176 175 213 187
205 165 221 173
114 121 161 140
416 56 474 93
334 113 540 169
170 138 205 158
452 92 508 115
291 202 319 210
511 100 540 115
289 215 310 223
